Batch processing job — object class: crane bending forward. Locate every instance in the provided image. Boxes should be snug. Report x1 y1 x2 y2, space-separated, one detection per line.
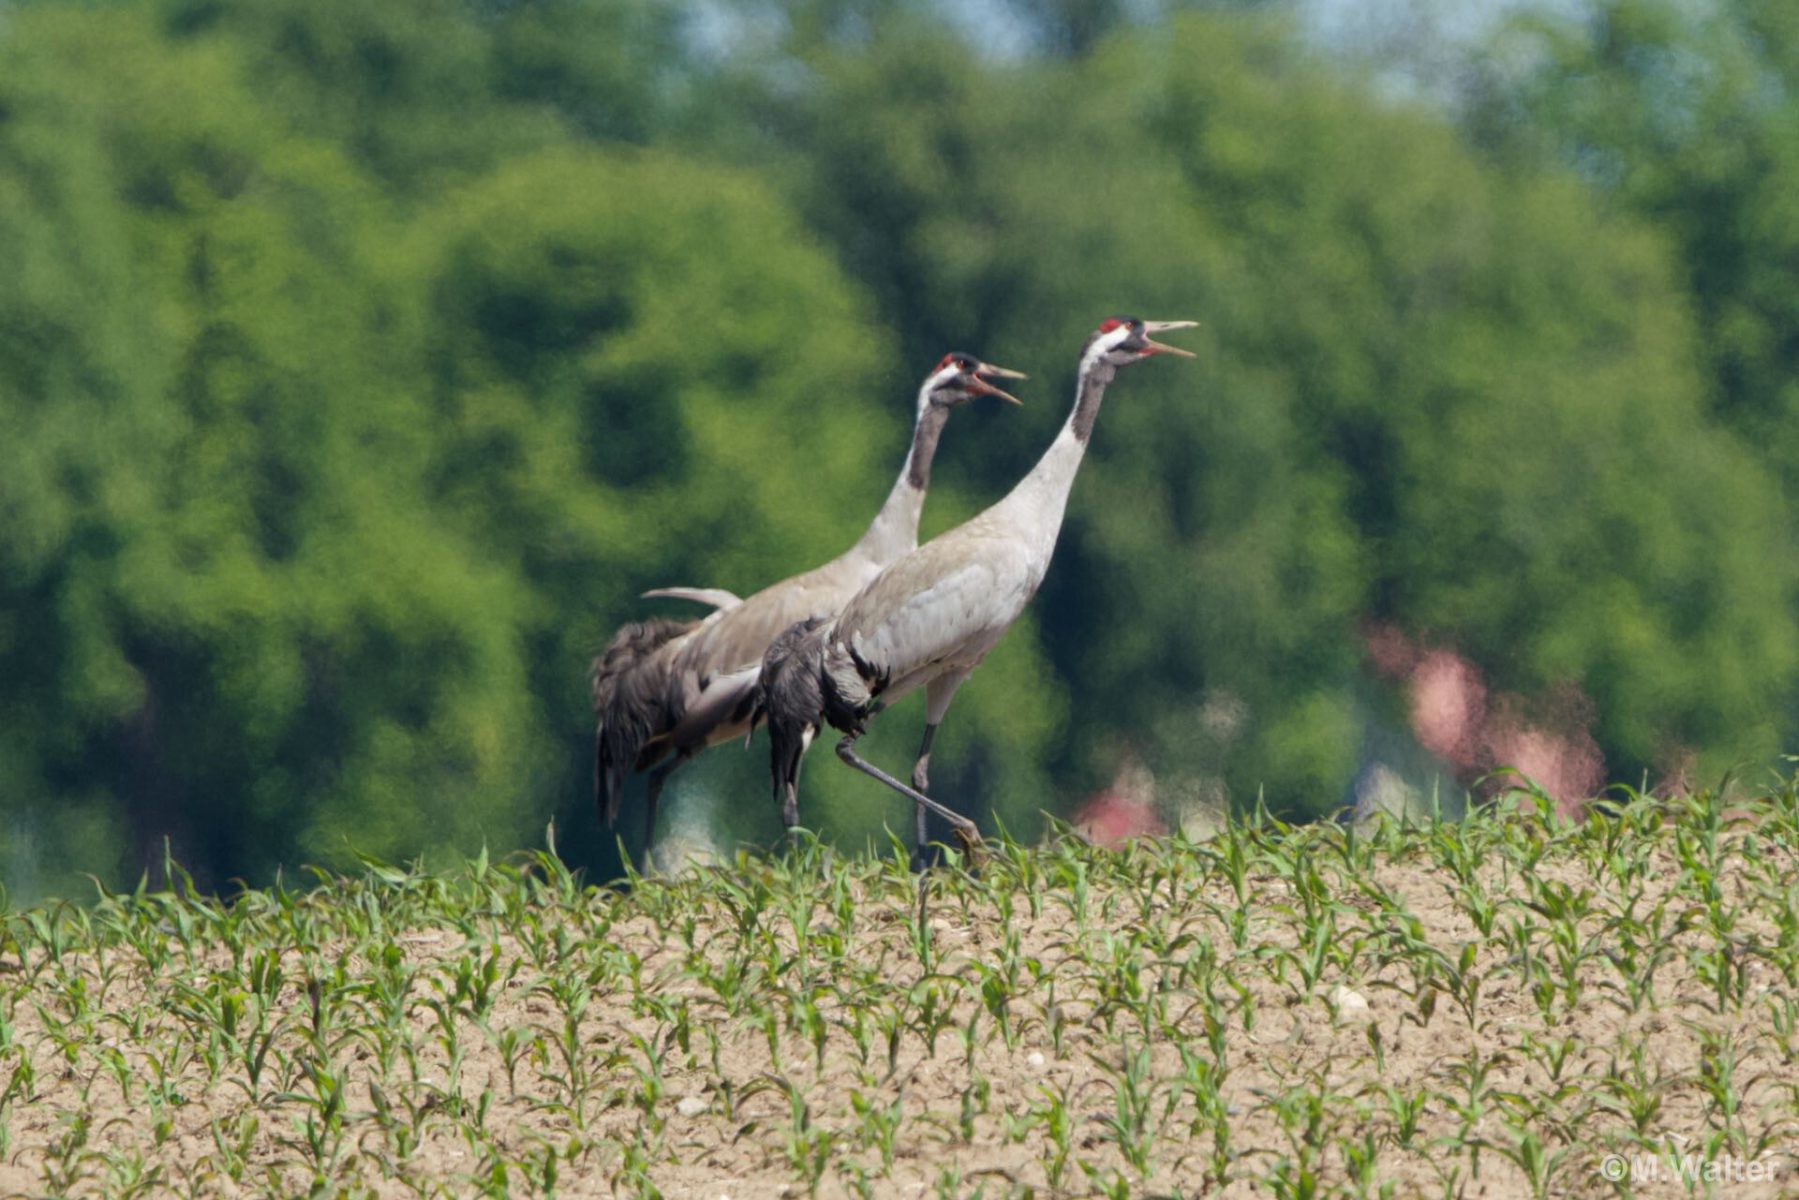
757 317 1197 859
591 354 1026 844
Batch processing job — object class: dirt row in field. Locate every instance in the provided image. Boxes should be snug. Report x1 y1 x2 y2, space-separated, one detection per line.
2 803 1796 1196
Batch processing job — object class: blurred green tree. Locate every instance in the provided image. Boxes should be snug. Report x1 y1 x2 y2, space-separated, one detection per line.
399 145 1055 858
0 1 1063 892
0 9 548 896
692 8 1796 817
153 0 545 193
4 0 1797 900
153 0 682 194
1468 0 1799 489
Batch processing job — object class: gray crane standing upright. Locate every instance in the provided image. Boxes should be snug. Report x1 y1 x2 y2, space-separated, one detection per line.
592 353 1026 844
756 317 1197 858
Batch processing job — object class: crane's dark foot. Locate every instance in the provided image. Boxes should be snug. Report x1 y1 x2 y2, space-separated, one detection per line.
911 826 985 873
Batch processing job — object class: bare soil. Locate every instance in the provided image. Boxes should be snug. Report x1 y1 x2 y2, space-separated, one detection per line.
1 810 1795 1197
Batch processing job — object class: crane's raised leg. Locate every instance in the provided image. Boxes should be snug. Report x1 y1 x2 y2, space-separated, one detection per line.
836 735 982 860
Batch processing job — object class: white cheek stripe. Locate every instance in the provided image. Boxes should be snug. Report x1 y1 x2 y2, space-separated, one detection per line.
1080 326 1132 374
917 364 959 409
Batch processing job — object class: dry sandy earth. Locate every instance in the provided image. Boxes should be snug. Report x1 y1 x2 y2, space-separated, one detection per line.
1 803 1796 1197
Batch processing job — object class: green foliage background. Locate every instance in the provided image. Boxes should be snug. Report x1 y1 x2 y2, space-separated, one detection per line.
2 0 1795 898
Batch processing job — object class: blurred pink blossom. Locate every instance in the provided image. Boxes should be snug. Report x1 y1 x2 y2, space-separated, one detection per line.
1073 793 1165 846
1482 688 1603 814
1363 621 1421 679
1410 649 1487 769
1074 756 1166 846
1364 624 1604 815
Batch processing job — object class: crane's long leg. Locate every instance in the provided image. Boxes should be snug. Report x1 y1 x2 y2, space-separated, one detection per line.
910 671 970 869
643 749 692 848
911 722 938 851
774 726 815 844
836 735 983 855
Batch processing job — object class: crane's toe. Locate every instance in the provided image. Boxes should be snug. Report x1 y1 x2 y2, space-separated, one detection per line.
952 821 985 865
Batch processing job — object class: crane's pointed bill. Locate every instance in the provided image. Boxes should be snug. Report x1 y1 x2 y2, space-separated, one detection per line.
971 362 1027 404
1140 319 1198 358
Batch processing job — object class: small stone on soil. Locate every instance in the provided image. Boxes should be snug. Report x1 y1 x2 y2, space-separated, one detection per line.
1331 984 1372 1020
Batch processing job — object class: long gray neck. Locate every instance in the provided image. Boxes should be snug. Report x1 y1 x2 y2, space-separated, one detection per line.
995 351 1117 536
851 396 949 564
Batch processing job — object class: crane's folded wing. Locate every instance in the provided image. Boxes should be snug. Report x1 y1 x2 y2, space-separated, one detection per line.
665 665 761 750
675 555 878 678
838 535 1035 689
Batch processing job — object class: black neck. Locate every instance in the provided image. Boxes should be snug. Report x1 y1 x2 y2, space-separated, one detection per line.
1070 358 1117 445
906 401 950 489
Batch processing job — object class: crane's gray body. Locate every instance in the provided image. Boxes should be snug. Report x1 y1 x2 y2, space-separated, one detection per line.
591 401 936 820
831 421 1092 717
784 348 1120 737
637 386 945 759
591 355 1023 833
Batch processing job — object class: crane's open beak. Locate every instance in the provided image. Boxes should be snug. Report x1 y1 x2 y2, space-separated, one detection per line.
970 362 1027 405
1141 319 1199 358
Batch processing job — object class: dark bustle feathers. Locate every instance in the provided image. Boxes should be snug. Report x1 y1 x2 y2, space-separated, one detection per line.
591 617 693 826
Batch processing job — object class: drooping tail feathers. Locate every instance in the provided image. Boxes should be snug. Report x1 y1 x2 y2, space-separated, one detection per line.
755 617 831 808
591 617 693 827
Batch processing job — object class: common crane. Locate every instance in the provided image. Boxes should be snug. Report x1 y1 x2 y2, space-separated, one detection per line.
756 317 1196 859
592 353 1026 843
